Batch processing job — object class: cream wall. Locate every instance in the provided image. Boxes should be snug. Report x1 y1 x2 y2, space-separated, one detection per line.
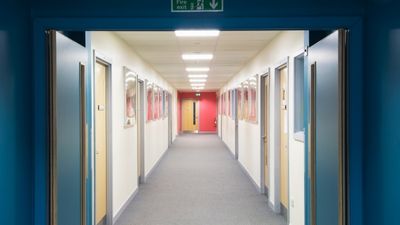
288 50 305 225
221 115 235 155
219 31 305 225
91 31 177 219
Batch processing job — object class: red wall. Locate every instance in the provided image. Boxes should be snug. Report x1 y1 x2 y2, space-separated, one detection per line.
178 92 217 132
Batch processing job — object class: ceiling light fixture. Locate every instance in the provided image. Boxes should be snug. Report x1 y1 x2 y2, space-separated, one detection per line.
192 87 205 90
175 30 220 37
191 83 205 87
186 67 210 72
182 54 213 60
188 74 208 78
190 79 207 83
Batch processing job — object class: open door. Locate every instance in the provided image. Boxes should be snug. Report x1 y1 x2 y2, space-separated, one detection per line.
307 30 348 225
48 31 88 225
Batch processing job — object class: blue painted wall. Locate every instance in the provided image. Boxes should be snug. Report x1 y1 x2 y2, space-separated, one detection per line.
0 1 33 225
1 0 399 225
364 1 400 225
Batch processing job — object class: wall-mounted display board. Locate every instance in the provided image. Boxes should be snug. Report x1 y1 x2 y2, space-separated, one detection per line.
158 88 163 119
248 75 258 122
153 86 160 120
232 89 236 119
146 82 153 122
242 80 249 120
221 92 225 115
227 91 231 117
237 86 243 120
164 90 169 118
124 67 137 127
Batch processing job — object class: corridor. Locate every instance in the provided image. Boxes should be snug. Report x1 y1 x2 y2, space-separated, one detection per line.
115 134 286 225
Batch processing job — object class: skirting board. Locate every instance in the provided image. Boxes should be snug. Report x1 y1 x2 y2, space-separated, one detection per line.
281 203 288 221
113 188 138 224
144 147 170 182
269 198 281 213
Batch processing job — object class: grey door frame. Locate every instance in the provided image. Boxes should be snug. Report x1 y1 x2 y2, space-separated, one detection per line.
260 68 270 196
234 89 239 160
93 51 113 225
138 79 145 184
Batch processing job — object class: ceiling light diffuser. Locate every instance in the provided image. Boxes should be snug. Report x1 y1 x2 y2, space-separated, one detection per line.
188 74 208 78
182 54 213 60
191 83 205 87
192 87 205 90
186 67 210 72
190 79 207 83
175 30 220 37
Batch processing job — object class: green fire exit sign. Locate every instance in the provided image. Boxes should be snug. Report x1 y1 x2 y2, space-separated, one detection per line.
172 0 223 12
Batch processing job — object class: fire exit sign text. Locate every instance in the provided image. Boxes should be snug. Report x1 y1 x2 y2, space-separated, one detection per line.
172 0 223 12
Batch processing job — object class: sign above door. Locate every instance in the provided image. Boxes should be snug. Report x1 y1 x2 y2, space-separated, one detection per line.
172 0 223 12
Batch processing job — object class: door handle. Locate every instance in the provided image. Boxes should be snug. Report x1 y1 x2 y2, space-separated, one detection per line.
309 62 317 225
79 62 87 225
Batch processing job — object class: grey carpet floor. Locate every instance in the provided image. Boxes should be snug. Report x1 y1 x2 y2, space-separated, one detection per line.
114 134 286 225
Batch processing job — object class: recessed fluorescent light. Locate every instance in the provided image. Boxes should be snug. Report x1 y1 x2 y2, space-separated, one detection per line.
190 79 207 83
186 67 210 72
191 83 205 87
188 74 208 78
175 30 220 37
192 87 205 90
182 54 213 60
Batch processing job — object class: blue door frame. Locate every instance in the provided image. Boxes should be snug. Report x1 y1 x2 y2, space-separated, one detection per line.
33 17 363 225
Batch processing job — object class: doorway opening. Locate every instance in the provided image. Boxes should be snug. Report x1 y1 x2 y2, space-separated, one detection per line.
44 28 350 225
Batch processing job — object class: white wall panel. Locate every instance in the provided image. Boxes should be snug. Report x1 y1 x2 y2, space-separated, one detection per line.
91 31 177 218
219 31 304 225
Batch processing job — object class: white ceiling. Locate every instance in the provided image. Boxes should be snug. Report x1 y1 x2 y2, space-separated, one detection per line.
115 31 280 91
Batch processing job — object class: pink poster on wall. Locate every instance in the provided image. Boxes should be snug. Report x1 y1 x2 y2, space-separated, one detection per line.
237 86 243 120
227 91 231 117
249 76 257 122
221 92 225 115
158 88 164 119
147 82 153 121
153 86 159 119
243 81 249 120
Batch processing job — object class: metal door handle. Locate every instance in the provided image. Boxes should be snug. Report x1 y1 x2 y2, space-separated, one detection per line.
309 62 317 225
79 62 87 225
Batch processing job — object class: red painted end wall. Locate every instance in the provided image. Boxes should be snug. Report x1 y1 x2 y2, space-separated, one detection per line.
178 92 217 132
